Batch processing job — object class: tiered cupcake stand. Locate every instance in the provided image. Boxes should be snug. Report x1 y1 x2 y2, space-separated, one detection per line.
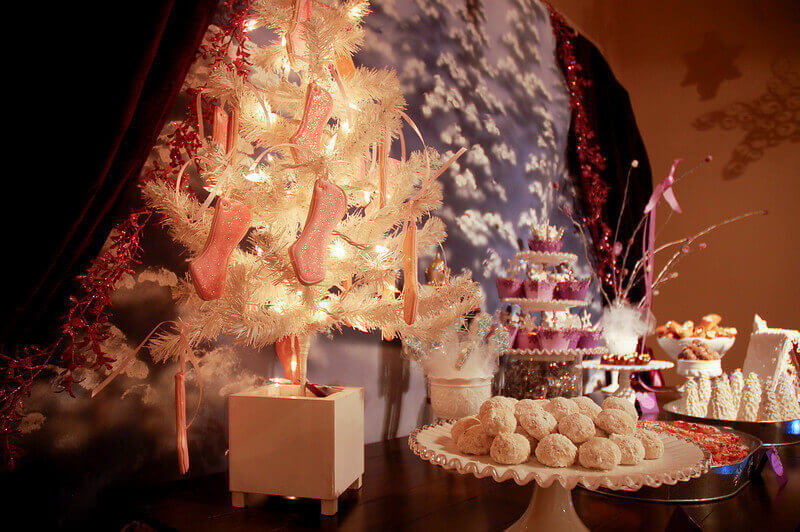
409 421 711 531
582 360 674 403
501 251 605 398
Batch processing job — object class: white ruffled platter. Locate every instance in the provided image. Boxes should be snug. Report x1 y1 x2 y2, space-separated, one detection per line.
503 347 607 358
581 360 675 372
500 298 586 311
409 421 711 531
514 250 578 265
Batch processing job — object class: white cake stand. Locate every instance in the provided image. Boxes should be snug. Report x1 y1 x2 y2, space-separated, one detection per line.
409 421 711 532
582 360 674 403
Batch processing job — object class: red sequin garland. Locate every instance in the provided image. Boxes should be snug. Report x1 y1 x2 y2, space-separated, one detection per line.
0 0 253 467
547 6 617 289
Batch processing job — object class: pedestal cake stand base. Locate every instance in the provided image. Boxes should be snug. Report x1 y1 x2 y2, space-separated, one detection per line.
583 360 674 403
507 483 587 532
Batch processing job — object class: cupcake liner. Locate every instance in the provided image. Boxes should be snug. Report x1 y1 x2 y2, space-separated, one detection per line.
538 329 581 350
554 278 591 300
515 329 541 350
527 239 563 253
577 330 601 349
495 277 524 299
522 279 556 301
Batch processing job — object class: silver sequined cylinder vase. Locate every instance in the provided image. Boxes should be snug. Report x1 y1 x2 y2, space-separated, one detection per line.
502 353 582 399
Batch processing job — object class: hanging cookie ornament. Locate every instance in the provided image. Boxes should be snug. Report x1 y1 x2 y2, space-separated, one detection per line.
286 0 313 66
290 81 333 164
288 176 347 285
212 106 228 146
402 218 419 325
275 335 300 380
335 52 356 80
189 197 251 300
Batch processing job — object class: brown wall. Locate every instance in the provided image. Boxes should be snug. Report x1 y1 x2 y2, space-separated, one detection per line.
551 0 800 382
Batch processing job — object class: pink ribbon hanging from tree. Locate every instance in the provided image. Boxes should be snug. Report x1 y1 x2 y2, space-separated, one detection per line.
642 159 683 311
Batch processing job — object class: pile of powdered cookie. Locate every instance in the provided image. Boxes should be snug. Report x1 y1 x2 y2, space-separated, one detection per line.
450 396 664 470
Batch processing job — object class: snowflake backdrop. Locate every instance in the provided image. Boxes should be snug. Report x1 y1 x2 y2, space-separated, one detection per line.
358 0 599 311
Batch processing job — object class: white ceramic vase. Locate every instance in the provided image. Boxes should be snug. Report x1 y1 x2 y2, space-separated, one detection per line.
429 377 492 420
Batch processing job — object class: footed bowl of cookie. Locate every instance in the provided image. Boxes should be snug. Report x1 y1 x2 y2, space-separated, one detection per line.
656 314 737 362
409 395 711 532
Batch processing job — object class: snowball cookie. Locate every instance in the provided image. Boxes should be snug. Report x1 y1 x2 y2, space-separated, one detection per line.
595 408 636 435
515 425 538 448
457 424 493 455
543 397 578 421
451 416 480 444
479 405 517 435
531 399 551 409
609 434 645 465
602 396 638 421
518 407 557 440
571 396 602 420
479 396 515 416
578 437 622 470
514 399 544 420
635 428 664 460
557 413 596 444
535 433 578 467
490 432 532 465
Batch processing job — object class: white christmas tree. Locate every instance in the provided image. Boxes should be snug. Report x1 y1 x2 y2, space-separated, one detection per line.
696 376 711 417
776 372 800 420
683 378 703 417
708 376 736 420
139 0 482 388
737 372 762 422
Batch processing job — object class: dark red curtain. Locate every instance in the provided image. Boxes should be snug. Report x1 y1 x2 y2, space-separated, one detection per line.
550 10 654 302
3 0 217 350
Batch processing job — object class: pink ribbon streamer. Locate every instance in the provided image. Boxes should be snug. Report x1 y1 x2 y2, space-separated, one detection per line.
642 159 683 310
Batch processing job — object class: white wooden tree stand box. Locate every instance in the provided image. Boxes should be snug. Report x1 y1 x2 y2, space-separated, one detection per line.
228 384 364 515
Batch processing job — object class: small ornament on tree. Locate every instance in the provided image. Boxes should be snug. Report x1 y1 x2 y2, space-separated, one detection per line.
402 219 419 325
425 251 450 286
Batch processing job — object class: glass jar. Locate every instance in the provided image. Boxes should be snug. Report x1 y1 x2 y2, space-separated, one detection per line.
428 377 492 420
502 353 582 399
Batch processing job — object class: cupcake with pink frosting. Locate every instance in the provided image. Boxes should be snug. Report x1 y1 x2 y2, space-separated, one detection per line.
528 222 564 253
574 311 601 348
537 328 582 350
515 328 541 350
522 267 555 301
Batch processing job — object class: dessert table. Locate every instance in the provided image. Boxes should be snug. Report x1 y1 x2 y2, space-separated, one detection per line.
50 393 800 530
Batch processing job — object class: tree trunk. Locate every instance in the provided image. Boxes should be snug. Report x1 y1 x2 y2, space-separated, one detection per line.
293 334 311 394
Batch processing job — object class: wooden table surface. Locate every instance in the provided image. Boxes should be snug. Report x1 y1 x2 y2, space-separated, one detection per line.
96 399 800 531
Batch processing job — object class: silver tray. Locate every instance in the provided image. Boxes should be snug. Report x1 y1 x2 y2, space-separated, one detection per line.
663 400 800 447
589 425 765 503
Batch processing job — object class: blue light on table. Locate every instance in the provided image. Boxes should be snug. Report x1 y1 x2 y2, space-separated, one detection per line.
786 419 800 435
